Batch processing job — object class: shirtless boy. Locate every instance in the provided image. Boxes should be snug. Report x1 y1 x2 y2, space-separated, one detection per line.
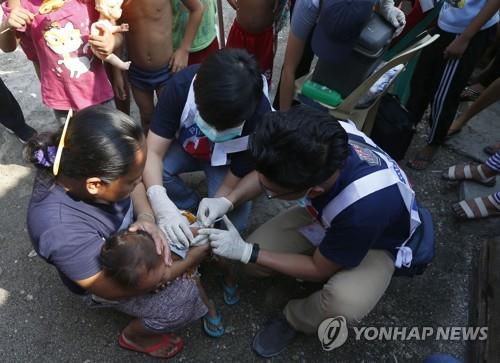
226 0 287 85
119 0 203 130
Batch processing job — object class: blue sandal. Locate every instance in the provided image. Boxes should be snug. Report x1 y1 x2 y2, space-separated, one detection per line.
222 282 240 305
203 311 225 338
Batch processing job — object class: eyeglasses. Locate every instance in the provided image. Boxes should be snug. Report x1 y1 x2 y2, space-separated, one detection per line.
52 109 73 176
259 179 308 200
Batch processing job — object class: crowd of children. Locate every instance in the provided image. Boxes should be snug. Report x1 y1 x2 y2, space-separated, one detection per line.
1 0 500 360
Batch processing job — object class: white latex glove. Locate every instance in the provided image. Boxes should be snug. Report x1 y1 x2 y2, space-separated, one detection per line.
191 233 210 246
379 0 406 36
146 185 193 248
196 197 233 227
198 216 253 263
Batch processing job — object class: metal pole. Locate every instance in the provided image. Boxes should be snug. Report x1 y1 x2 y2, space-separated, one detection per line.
216 0 225 48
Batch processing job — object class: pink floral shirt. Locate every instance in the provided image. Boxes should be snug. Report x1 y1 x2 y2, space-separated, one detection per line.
3 0 113 110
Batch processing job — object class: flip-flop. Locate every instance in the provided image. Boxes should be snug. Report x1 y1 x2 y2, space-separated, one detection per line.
452 195 500 220
459 86 481 102
118 332 184 359
441 164 496 187
222 282 240 305
202 311 225 338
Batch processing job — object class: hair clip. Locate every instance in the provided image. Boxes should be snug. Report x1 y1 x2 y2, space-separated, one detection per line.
52 109 73 176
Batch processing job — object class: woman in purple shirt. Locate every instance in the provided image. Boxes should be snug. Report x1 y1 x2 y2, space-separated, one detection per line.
25 105 208 359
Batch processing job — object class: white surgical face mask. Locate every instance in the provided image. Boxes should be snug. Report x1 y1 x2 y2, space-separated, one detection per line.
194 112 245 143
297 188 313 207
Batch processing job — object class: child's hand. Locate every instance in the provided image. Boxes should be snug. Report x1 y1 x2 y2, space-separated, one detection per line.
169 48 189 73
89 23 116 59
7 6 35 30
112 68 128 101
444 35 470 59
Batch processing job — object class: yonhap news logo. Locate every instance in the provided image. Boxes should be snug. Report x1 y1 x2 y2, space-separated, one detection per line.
317 316 349 351
317 317 488 351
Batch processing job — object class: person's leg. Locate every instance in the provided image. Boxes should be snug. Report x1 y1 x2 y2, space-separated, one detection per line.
196 278 224 336
162 140 203 212
252 249 395 357
409 28 493 169
0 77 37 142
485 150 500 173
406 28 451 127
115 277 207 357
448 76 500 133
452 192 500 219
427 29 493 146
284 249 395 333
476 46 500 87
130 86 155 131
245 205 316 277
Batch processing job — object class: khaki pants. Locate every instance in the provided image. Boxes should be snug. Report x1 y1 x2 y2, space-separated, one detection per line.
246 206 395 334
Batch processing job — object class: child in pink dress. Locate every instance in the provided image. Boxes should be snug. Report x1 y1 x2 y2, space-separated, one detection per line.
0 0 117 122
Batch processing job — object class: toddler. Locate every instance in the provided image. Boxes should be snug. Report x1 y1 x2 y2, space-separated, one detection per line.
101 229 225 337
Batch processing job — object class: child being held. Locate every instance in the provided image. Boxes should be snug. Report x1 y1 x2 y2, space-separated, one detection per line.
101 229 225 337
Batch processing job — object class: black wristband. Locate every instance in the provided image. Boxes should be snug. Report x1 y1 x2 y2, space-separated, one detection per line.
249 243 260 264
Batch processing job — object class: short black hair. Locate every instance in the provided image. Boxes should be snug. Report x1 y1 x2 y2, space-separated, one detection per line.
100 230 162 289
250 105 349 189
194 48 263 130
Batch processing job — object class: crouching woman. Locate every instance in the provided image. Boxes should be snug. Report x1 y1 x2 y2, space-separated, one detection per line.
25 105 208 359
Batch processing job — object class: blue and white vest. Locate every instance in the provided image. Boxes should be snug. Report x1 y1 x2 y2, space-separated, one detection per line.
300 121 421 269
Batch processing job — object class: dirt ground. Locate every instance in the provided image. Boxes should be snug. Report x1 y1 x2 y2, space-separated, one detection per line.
1 4 500 363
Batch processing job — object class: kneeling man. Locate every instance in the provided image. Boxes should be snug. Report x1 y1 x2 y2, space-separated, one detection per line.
197 106 421 357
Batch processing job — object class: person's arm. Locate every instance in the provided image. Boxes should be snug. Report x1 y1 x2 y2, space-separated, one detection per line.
143 131 194 246
170 0 204 72
279 31 306 111
225 170 262 206
129 182 173 265
196 170 262 226
256 248 342 282
199 215 341 281
444 0 500 59
143 131 172 189
214 170 241 197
